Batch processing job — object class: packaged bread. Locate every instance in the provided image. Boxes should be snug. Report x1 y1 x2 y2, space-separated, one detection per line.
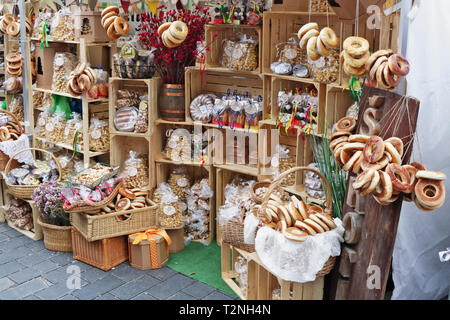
122 151 148 189
89 117 110 152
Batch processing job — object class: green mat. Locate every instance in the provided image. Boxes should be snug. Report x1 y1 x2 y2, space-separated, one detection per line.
167 241 238 298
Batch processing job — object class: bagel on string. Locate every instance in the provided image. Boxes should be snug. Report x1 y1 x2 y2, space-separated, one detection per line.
319 27 338 49
114 17 130 36
300 29 319 50
297 22 319 40
414 178 445 209
386 163 411 192
168 20 188 42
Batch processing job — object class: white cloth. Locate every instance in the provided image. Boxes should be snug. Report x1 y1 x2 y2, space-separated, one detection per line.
0 134 33 170
392 0 450 300
243 214 260 245
255 219 344 283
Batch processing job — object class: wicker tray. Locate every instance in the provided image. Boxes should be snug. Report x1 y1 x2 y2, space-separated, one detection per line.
64 181 123 214
70 201 158 242
67 164 119 189
5 148 62 200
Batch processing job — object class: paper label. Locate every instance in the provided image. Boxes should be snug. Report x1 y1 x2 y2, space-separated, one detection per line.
284 48 297 60
45 123 54 132
232 48 244 60
179 202 187 212
168 139 177 148
271 156 279 168
163 205 176 216
38 118 46 126
128 167 138 177
177 178 188 187
90 129 101 139
55 56 64 67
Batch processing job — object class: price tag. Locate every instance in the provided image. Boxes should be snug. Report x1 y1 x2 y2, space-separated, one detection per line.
163 205 176 216
128 167 138 176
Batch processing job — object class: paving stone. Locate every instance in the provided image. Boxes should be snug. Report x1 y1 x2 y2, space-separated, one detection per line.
23 295 41 300
31 260 60 274
35 282 75 300
203 290 235 300
110 275 160 300
8 267 42 285
41 268 69 285
71 274 124 300
17 250 55 267
181 281 216 299
0 261 25 278
0 234 8 242
24 241 45 252
0 223 9 232
0 277 15 292
59 294 79 300
131 292 157 300
146 266 177 281
168 292 197 300
1 237 33 251
70 261 95 273
3 229 23 238
0 246 32 264
110 263 149 282
80 267 109 283
95 293 119 300
50 253 75 266
0 278 50 300
145 273 196 300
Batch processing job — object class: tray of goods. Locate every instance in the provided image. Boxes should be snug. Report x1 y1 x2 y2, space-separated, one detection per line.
67 163 119 189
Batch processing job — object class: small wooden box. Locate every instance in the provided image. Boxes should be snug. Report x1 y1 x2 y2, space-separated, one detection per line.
71 228 128 271
128 232 169 270
74 11 109 43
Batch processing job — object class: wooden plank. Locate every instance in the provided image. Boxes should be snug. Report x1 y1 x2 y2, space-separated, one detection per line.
312 277 324 300
292 282 304 300
257 265 270 300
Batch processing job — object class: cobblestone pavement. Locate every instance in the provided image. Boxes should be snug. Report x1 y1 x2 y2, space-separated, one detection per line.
0 223 236 300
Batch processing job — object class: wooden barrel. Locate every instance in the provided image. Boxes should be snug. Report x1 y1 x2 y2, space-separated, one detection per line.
159 84 185 122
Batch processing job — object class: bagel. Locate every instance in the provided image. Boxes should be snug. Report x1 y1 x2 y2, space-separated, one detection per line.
341 142 365 153
376 61 392 89
77 74 92 92
307 36 321 61
373 170 393 202
414 197 435 212
361 154 389 171
414 170 446 181
343 37 369 57
131 202 145 209
365 49 393 72
107 22 121 40
278 205 293 227
288 200 303 221
101 6 120 18
114 17 130 35
315 213 336 229
336 116 356 132
360 169 380 196
269 193 283 204
161 31 179 48
266 208 279 222
383 63 400 88
364 136 385 163
73 62 86 77
369 56 388 81
6 22 20 37
334 145 345 167
353 169 375 190
349 134 370 144
330 136 349 152
343 150 363 172
165 28 184 44
319 27 338 49
352 153 364 174
0 127 11 141
101 11 118 26
385 137 404 157
388 54 410 76
343 61 366 77
410 162 426 171
386 163 411 192
294 220 317 235
384 141 402 164
344 50 370 68
283 227 308 242
403 165 418 194
103 15 117 31
308 205 325 215
300 29 319 49
308 214 328 232
316 35 332 56
303 218 325 233
158 22 172 36
297 22 319 41
168 20 188 41
331 131 351 140
119 187 136 199
414 178 445 208
277 220 287 233
294 197 308 220
374 193 399 206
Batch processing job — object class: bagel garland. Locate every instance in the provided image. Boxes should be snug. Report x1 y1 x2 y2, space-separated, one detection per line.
297 23 339 61
0 13 31 36
67 62 97 96
157 20 189 48
5 52 23 77
365 50 410 89
342 36 370 77
258 194 337 242
101 6 130 39
330 115 445 211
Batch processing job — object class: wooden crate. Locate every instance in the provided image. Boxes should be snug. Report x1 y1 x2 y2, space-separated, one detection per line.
155 161 215 245
109 77 160 137
215 167 257 246
185 67 263 123
71 227 128 271
221 243 324 300
205 24 262 74
325 85 355 134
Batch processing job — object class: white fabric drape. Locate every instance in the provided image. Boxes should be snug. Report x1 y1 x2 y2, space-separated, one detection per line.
392 0 450 300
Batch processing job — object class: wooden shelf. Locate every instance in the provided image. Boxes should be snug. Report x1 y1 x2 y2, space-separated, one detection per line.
214 163 258 176
109 77 153 83
30 38 113 47
110 131 150 139
155 118 194 126
33 87 108 103
203 66 262 77
155 158 207 167
263 72 320 87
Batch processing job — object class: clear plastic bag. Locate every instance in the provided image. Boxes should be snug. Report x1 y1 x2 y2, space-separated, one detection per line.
45 112 66 143
163 128 192 162
275 37 303 66
114 106 138 132
34 107 51 139
32 91 44 108
52 52 77 93
87 68 108 99
310 50 339 84
228 98 246 129
9 95 24 122
63 113 83 151
168 166 191 202
153 183 183 228
190 94 216 123
32 11 53 39
50 7 75 41
122 151 148 189
221 33 258 71
89 118 109 152
135 98 149 134
271 144 296 187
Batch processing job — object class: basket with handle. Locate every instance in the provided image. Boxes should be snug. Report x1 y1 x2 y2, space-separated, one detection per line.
259 166 335 278
5 148 62 200
0 108 25 172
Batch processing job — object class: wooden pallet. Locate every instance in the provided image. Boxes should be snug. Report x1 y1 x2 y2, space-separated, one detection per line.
221 242 324 300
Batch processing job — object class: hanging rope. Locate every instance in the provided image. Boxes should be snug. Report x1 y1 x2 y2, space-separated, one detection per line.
326 1 329 27
355 0 360 37
308 0 312 23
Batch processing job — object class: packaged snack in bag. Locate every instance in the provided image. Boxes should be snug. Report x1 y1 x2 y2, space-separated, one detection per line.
271 145 296 187
89 117 110 152
32 10 53 39
63 113 83 151
45 112 66 143
228 97 246 129
9 95 24 122
50 7 75 41
122 151 148 189
310 50 339 84
32 91 44 108
168 166 191 202
190 94 216 123
244 97 262 131
52 52 77 93
152 183 183 228
211 98 229 127
114 106 138 132
275 37 303 66
221 33 258 71
134 97 149 134
162 128 191 162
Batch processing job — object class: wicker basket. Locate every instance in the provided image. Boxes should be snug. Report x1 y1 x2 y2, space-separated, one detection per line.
221 217 256 253
259 166 335 277
0 109 24 172
70 201 158 242
5 148 62 200
37 217 72 252
64 181 123 214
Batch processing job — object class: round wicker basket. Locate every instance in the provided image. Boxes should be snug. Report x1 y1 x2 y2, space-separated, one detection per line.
37 217 72 252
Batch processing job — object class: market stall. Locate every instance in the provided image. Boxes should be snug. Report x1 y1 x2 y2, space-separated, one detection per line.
0 0 447 301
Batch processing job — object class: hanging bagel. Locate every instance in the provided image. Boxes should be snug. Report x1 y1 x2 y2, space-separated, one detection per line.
386 163 411 192
343 37 370 58
101 11 118 26
168 20 188 42
158 22 172 37
114 17 130 36
414 178 445 209
101 6 120 18
103 15 117 31
365 49 393 72
336 116 357 132
300 28 319 49
6 22 20 37
307 36 321 61
107 22 121 40
364 136 385 163
319 27 338 49
388 54 410 76
297 22 319 40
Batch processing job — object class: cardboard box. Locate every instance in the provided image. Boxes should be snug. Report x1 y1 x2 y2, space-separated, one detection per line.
128 230 170 270
74 10 109 43
166 227 185 253
34 43 67 90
